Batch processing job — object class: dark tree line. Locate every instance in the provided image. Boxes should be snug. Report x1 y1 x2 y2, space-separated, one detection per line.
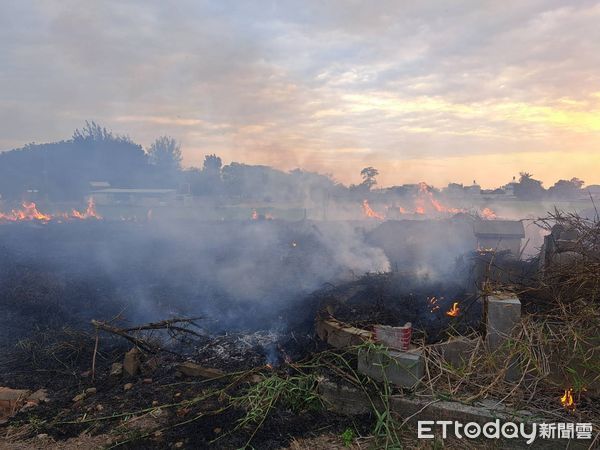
0 122 591 203
0 122 342 204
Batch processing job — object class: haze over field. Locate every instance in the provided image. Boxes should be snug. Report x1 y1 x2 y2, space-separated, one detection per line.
2 0 600 187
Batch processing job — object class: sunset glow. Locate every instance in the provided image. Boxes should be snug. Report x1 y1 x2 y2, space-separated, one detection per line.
2 1 600 187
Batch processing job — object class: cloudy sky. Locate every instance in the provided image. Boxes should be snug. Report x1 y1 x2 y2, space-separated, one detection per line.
2 0 600 187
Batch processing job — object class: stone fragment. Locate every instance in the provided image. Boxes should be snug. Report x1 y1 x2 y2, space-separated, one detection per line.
123 348 141 377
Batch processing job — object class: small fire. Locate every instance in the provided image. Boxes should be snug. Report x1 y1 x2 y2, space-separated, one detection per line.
446 302 460 317
291 241 297 248
0 199 102 223
0 202 52 222
416 182 464 215
481 207 497 220
251 210 258 220
428 296 441 313
362 200 385 220
560 388 575 410
70 197 102 220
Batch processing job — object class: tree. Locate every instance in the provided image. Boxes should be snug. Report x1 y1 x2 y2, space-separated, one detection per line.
73 121 113 142
147 136 182 172
514 172 545 200
203 154 222 174
360 167 379 190
548 177 584 199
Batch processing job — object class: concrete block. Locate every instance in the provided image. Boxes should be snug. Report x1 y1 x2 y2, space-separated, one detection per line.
487 295 521 382
486 295 521 351
390 396 540 426
316 317 372 349
358 347 423 389
430 336 479 368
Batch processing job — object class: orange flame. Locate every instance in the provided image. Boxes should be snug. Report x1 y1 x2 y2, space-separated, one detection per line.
251 210 258 220
0 199 102 223
0 202 52 222
446 302 460 317
362 200 385 220
412 182 464 215
481 207 497 220
70 198 102 220
560 388 575 410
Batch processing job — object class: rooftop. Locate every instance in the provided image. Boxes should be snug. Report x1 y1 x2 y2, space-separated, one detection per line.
473 220 525 237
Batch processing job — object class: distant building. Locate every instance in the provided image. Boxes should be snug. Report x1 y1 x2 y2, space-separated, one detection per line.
464 183 481 196
92 188 177 206
473 220 525 256
501 177 518 198
89 181 111 189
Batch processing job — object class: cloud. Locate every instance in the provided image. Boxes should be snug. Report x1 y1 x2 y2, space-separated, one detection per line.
1 0 600 187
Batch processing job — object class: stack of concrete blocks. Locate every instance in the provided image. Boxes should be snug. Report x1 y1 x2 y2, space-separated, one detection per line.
486 294 522 381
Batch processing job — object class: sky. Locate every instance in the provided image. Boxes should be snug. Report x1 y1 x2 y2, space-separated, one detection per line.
1 0 600 188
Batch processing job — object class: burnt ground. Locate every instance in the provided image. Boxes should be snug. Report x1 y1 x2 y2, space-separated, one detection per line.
314 272 484 344
0 219 516 448
0 220 383 448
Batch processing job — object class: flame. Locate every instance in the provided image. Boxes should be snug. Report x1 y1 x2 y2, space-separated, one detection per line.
481 207 497 220
360 184 500 219
362 200 385 220
560 388 575 410
428 296 441 312
446 302 460 317
0 199 102 223
70 198 102 220
251 210 258 220
0 202 52 222
291 241 297 247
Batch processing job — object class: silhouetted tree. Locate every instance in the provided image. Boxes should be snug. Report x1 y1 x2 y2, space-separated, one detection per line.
203 154 222 174
548 177 584 199
147 136 182 171
514 172 545 200
360 167 379 190
0 122 150 200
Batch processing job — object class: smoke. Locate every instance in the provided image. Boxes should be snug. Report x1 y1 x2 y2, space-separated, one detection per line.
0 217 389 344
